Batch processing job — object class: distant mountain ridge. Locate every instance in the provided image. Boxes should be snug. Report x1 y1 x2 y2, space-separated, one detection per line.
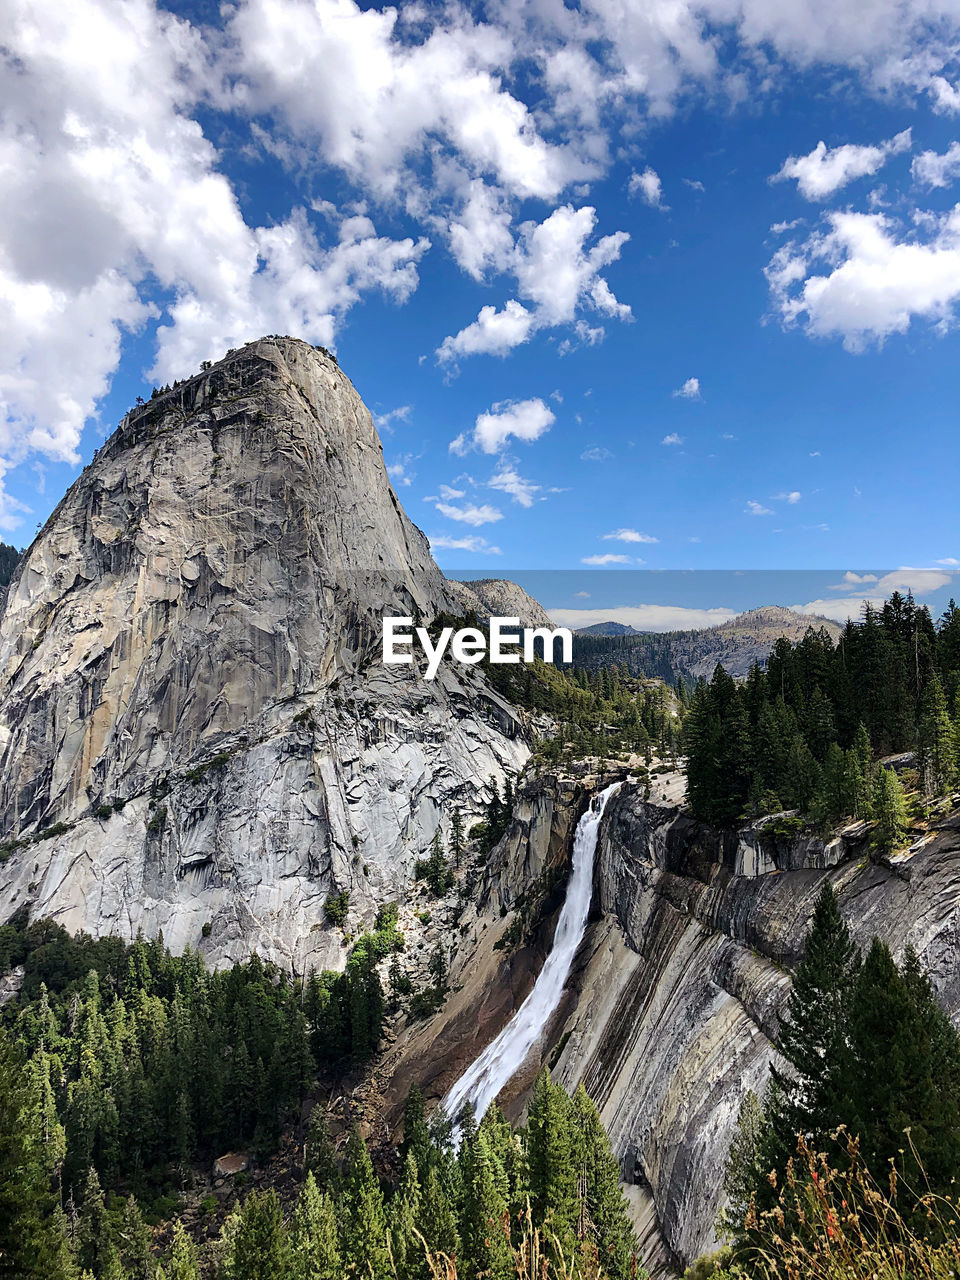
572 605 843 680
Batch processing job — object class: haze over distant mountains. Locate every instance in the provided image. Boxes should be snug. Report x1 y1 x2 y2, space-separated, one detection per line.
573 605 843 680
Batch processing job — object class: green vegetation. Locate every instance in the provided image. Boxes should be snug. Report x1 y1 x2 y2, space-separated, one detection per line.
719 883 960 1271
323 889 350 926
683 593 960 829
486 654 680 765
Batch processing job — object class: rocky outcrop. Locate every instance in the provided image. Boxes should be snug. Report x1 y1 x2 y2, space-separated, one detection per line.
0 337 534 969
548 790 960 1270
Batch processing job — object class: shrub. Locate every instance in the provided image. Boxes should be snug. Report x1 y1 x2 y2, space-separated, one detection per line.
324 890 350 927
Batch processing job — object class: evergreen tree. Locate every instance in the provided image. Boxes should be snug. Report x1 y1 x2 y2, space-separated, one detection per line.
291 1173 341 1280
460 1131 512 1280
418 1165 460 1266
76 1167 114 1278
569 1084 638 1280
526 1071 577 1242
768 885 860 1183
340 1128 390 1279
166 1221 199 1280
117 1197 154 1280
230 1191 292 1280
450 808 465 869
917 673 956 796
387 1152 421 1280
0 1031 69 1279
303 1107 339 1193
872 766 909 851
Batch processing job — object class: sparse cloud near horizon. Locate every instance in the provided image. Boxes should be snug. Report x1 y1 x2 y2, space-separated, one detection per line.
549 604 737 631
602 528 659 543
581 553 634 565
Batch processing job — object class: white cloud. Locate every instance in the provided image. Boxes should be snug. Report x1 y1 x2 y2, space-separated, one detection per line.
662 433 684 445
434 501 503 526
580 446 612 461
912 141 960 188
581 553 633 565
429 534 501 554
766 207 960 349
549 604 737 631
673 376 701 399
488 465 540 507
602 528 659 543
829 571 879 587
0 0 429 480
774 490 802 503
436 205 630 362
629 167 665 207
438 484 466 500
745 500 774 515
574 590 591 598
936 556 959 566
773 130 911 200
374 404 412 431
387 454 416 486
452 398 555 455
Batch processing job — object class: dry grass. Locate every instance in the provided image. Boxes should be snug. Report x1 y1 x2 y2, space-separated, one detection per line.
727 1132 960 1279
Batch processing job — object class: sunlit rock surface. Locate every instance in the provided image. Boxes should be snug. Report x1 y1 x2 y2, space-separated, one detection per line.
0 337 533 968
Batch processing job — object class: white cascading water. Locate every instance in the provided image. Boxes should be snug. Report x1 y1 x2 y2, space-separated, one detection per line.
443 781 622 1127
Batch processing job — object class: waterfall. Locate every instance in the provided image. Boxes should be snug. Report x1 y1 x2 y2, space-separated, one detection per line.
443 780 622 1127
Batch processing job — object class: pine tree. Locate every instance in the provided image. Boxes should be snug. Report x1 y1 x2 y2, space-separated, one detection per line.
450 808 465 869
0 1031 69 1279
917 673 956 796
872 766 909 851
387 1152 421 1280
341 1127 390 1279
166 1220 199 1280
291 1172 341 1280
569 1084 638 1280
117 1196 154 1280
231 1191 292 1280
460 1131 512 1280
769 885 859 1178
76 1166 114 1277
526 1071 577 1240
418 1165 460 1267
719 1089 767 1232
304 1107 339 1193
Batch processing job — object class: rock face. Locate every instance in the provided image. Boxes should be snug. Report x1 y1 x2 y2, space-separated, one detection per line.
0 337 533 969
549 789 960 1270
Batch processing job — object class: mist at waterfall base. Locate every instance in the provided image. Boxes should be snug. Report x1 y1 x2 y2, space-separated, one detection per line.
443 782 622 1131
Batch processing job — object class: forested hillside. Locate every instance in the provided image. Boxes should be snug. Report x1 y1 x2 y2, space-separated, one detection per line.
683 593 960 828
0 911 638 1279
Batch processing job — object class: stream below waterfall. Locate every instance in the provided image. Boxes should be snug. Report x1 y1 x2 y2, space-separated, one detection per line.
443 780 622 1126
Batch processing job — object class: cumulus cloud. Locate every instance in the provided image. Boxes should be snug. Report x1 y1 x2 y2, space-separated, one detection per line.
774 490 802 503
602 528 659 543
773 130 911 200
488 465 540 507
745 500 774 515
429 533 501 554
766 207 960 349
436 205 630 362
387 455 416 486
374 404 412 431
629 167 665 207
937 556 959 566
662 433 684 445
451 398 555 455
581 553 633 565
549 604 737 630
0 0 428 486
912 141 960 187
434 501 503 526
829 570 879 587
673 377 701 399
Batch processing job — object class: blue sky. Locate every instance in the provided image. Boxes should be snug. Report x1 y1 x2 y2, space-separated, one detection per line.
3 0 960 626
